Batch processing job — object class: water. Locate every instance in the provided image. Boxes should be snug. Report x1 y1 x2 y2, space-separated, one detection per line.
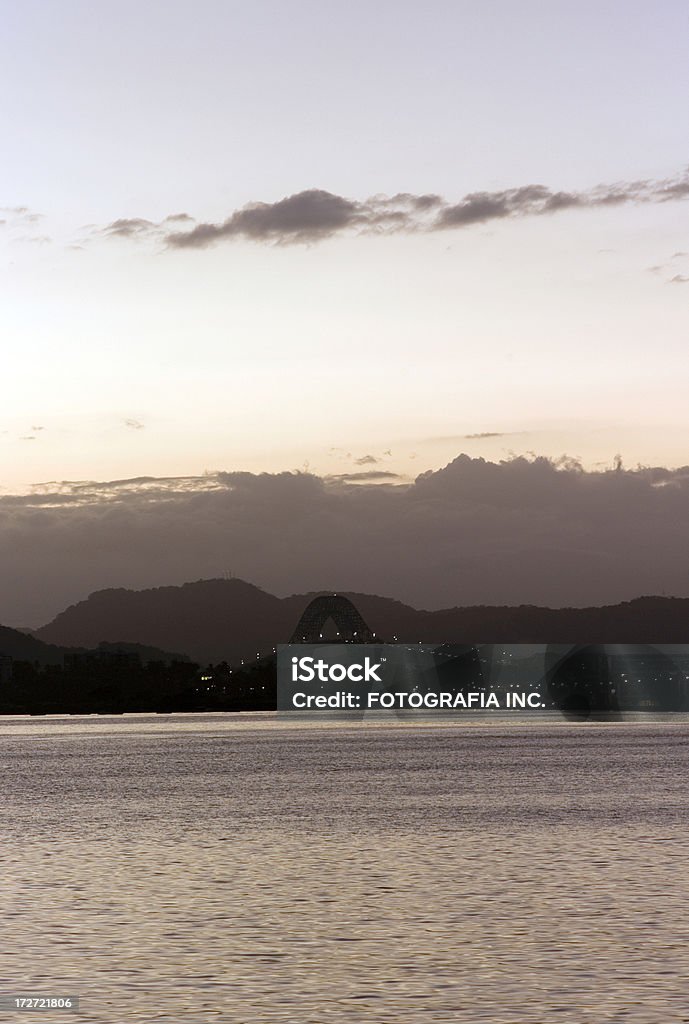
2 713 689 1023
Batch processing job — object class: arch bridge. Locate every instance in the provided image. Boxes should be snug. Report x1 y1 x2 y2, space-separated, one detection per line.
290 595 375 643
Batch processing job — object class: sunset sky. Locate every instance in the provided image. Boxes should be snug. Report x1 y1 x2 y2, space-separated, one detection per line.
2 0 689 494
3 2 689 624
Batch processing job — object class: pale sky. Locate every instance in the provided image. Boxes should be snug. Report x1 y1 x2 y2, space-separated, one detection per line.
2 0 689 493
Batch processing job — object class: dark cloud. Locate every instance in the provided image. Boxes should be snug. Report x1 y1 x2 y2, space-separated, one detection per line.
355 454 379 465
157 166 689 248
166 190 448 249
162 187 449 247
543 191 584 212
80 167 689 251
437 192 512 228
3 455 689 627
168 190 363 247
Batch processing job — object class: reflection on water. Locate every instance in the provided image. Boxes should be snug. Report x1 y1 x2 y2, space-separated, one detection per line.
2 714 689 1023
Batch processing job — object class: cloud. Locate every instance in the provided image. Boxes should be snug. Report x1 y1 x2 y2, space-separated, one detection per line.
0 206 43 225
98 214 196 243
21 474 225 507
151 166 689 248
464 432 509 440
167 189 363 247
4 455 689 626
103 218 157 239
328 448 388 466
123 418 145 430
435 184 576 228
0 206 49 241
326 470 402 483
431 172 689 231
669 275 689 284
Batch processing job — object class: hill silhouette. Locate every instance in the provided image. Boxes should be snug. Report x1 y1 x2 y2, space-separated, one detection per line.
0 621 188 667
0 624 66 665
35 577 689 665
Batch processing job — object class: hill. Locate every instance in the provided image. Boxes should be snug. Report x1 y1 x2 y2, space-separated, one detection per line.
37 579 289 665
0 624 67 665
0 622 188 667
35 578 689 665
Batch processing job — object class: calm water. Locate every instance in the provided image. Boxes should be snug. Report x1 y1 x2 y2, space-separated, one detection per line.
2 713 689 1023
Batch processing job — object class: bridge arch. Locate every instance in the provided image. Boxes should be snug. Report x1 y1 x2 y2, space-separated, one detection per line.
290 595 375 643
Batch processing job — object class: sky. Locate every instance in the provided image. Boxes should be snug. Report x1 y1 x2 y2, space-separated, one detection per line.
2 1 689 618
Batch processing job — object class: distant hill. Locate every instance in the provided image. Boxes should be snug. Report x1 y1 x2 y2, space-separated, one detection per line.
0 624 66 665
37 579 288 665
0 622 188 667
35 577 689 665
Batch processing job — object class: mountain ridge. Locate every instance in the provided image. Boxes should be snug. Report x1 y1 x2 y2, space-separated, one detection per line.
34 578 689 665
